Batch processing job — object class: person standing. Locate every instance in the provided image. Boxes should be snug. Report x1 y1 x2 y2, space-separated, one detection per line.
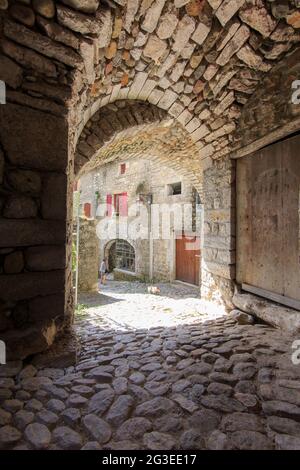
99 259 107 285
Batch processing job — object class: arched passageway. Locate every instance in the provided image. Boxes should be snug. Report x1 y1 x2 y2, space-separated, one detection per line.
0 1 300 361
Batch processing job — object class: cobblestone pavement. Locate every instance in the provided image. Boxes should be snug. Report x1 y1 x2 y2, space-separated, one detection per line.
1 282 300 450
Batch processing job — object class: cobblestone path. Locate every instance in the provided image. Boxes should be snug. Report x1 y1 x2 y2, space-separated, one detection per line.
0 282 300 450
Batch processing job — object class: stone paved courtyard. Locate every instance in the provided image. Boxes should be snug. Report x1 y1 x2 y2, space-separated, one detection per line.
1 281 300 450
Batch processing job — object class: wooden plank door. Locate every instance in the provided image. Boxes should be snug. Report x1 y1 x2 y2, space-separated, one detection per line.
176 234 200 285
237 133 300 307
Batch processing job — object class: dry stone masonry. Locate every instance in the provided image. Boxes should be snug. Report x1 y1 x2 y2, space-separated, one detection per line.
0 282 300 450
0 1 300 358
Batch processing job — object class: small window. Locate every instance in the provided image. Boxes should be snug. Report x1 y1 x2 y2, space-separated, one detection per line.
115 239 135 272
114 193 128 216
120 163 126 175
168 182 182 195
106 194 112 217
83 202 91 218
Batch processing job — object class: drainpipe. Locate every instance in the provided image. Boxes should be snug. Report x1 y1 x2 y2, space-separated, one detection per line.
148 194 153 282
74 190 81 306
149 229 153 282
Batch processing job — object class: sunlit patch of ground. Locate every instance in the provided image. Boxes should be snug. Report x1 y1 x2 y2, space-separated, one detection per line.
77 281 226 331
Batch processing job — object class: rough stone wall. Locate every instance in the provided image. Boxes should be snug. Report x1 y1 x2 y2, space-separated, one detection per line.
78 218 99 292
201 156 235 308
234 47 300 151
0 104 70 360
1 1 300 358
80 155 196 282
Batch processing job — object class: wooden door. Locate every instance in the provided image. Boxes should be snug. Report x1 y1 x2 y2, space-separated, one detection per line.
176 234 200 285
237 133 300 308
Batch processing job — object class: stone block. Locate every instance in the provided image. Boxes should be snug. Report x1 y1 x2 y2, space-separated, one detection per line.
29 293 65 323
233 292 300 334
239 2 277 38
3 322 58 360
1 39 57 77
0 271 65 302
158 90 178 110
216 24 250 66
142 0 167 33
0 55 23 89
3 195 38 219
229 309 255 325
0 148 4 185
61 0 99 14
124 0 140 33
4 20 83 68
31 332 78 368
36 16 79 50
157 13 178 40
0 0 8 9
57 4 101 35
216 0 245 27
204 234 235 250
172 15 195 52
138 79 157 101
0 219 65 248
25 246 66 271
237 45 271 72
4 251 24 274
32 0 56 18
0 104 68 171
143 35 167 62
127 72 148 99
41 173 67 220
192 22 210 45
7 170 41 195
10 4 35 27
204 261 235 280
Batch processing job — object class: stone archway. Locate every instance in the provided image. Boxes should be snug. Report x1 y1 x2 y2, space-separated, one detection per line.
74 99 202 288
1 1 300 359
74 99 203 189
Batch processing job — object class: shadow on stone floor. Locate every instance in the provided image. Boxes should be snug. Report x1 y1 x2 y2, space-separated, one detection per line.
77 291 125 308
1 289 299 450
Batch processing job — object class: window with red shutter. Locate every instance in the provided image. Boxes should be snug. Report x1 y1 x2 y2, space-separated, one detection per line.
119 192 128 216
113 193 128 216
84 202 91 218
120 163 126 175
106 194 112 217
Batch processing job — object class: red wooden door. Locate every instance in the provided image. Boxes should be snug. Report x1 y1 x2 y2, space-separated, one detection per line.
176 234 200 285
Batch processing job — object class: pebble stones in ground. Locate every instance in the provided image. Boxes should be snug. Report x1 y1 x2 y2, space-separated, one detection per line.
0 283 300 450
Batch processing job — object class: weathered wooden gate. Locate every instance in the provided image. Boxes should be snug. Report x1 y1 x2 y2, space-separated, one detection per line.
236 134 300 309
176 234 200 286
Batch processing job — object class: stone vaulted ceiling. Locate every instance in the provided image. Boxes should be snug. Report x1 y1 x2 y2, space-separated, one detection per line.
75 100 204 192
1 0 300 170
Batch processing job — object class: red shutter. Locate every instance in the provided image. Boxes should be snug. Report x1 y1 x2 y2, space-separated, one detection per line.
84 203 91 218
119 192 128 216
106 194 112 216
120 163 126 174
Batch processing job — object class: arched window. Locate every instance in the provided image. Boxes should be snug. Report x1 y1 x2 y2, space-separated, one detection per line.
108 239 135 273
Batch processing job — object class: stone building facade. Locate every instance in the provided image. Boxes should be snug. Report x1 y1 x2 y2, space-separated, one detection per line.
78 156 201 286
0 1 300 359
